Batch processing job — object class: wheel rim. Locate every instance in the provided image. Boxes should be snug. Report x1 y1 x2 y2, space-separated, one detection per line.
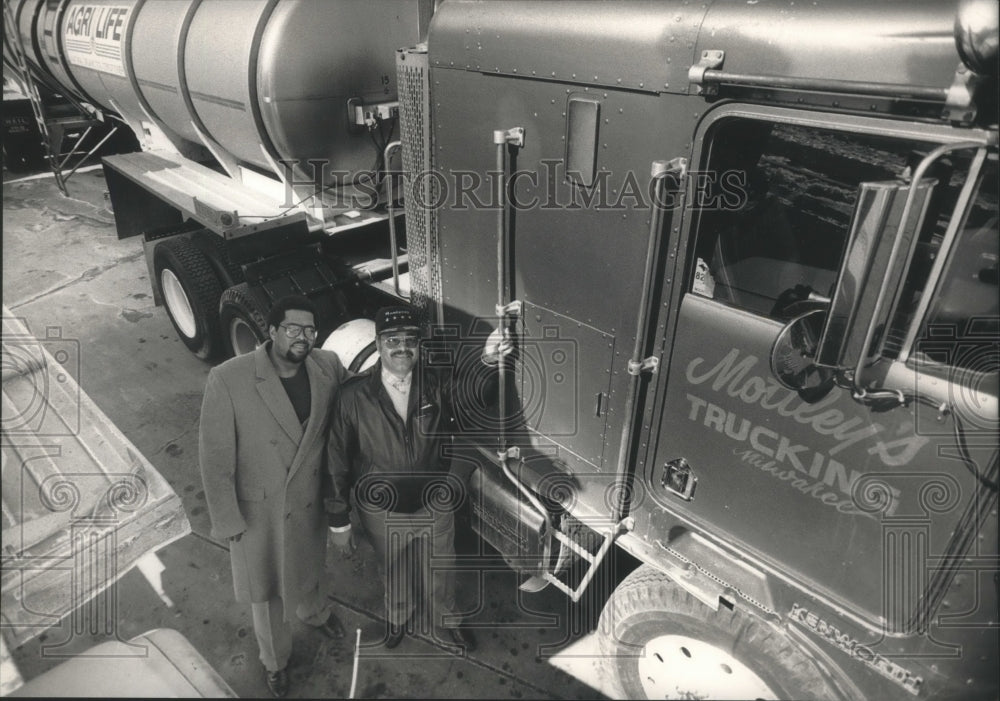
321 318 378 371
160 269 197 338
637 634 778 700
229 317 261 356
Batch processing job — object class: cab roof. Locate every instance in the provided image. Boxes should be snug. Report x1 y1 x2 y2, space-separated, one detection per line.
429 0 978 101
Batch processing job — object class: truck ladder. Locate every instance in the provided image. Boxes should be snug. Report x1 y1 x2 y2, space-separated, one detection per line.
541 520 630 603
2 0 118 195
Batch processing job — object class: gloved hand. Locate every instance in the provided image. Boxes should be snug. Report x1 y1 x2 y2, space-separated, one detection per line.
329 526 356 557
481 328 514 366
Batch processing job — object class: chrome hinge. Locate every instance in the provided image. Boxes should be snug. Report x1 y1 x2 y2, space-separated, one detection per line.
688 50 725 94
498 446 521 462
493 127 525 148
627 356 659 376
496 300 523 318
942 62 981 125
652 157 688 180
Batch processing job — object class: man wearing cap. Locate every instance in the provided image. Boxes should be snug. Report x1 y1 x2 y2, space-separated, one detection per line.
326 305 478 651
199 294 347 697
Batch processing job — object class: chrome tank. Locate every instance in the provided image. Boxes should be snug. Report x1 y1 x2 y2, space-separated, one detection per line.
15 0 427 174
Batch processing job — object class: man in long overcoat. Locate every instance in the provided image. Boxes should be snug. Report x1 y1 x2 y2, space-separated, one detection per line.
199 295 347 697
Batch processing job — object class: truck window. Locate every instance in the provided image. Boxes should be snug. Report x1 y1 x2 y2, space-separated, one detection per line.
688 120 961 323
908 158 998 378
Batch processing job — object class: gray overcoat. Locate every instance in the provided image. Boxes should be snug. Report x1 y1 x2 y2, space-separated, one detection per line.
198 343 347 613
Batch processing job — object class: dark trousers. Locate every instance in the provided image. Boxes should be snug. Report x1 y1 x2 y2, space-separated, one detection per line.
357 505 458 632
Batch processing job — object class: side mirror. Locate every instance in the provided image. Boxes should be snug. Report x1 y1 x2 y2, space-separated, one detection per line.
815 178 935 373
770 308 834 403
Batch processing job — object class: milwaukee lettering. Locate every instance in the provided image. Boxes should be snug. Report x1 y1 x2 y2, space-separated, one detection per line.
789 604 922 695
686 349 927 465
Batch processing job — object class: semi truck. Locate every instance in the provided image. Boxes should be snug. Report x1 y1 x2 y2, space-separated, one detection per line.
8 0 997 698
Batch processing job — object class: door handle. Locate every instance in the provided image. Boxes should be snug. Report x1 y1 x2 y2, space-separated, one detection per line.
662 457 697 501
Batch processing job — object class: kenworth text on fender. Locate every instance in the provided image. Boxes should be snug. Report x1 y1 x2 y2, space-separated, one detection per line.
7 0 997 699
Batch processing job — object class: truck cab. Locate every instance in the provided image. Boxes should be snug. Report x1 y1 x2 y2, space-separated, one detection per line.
9 0 994 697
399 1 998 698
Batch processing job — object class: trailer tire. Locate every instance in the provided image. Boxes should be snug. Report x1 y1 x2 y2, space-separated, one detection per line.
220 283 271 357
153 238 224 360
320 318 378 372
190 230 245 288
597 565 837 700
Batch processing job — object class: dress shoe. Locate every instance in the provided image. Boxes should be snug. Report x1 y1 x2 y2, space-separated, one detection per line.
265 668 289 698
443 625 477 652
385 621 405 649
317 613 345 639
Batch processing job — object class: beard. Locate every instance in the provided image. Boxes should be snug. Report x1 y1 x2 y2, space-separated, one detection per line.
285 342 310 363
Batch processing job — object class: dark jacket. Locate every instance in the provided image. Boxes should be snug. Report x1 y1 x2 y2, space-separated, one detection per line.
326 360 457 526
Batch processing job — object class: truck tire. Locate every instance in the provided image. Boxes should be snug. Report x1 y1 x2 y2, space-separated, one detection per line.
320 318 378 371
219 283 271 357
153 238 224 360
190 230 245 288
597 565 838 700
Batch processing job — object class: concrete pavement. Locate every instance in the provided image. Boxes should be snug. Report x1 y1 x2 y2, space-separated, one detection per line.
2 169 622 699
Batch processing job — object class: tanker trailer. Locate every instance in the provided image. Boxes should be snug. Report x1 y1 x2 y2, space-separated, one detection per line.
11 0 434 359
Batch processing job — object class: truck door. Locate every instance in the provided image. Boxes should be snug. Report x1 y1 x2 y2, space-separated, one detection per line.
643 105 997 630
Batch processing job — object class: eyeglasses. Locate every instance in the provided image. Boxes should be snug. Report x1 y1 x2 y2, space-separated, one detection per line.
279 323 317 340
381 335 419 349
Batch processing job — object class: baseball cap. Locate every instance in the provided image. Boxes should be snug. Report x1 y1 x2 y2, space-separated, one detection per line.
375 306 421 335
